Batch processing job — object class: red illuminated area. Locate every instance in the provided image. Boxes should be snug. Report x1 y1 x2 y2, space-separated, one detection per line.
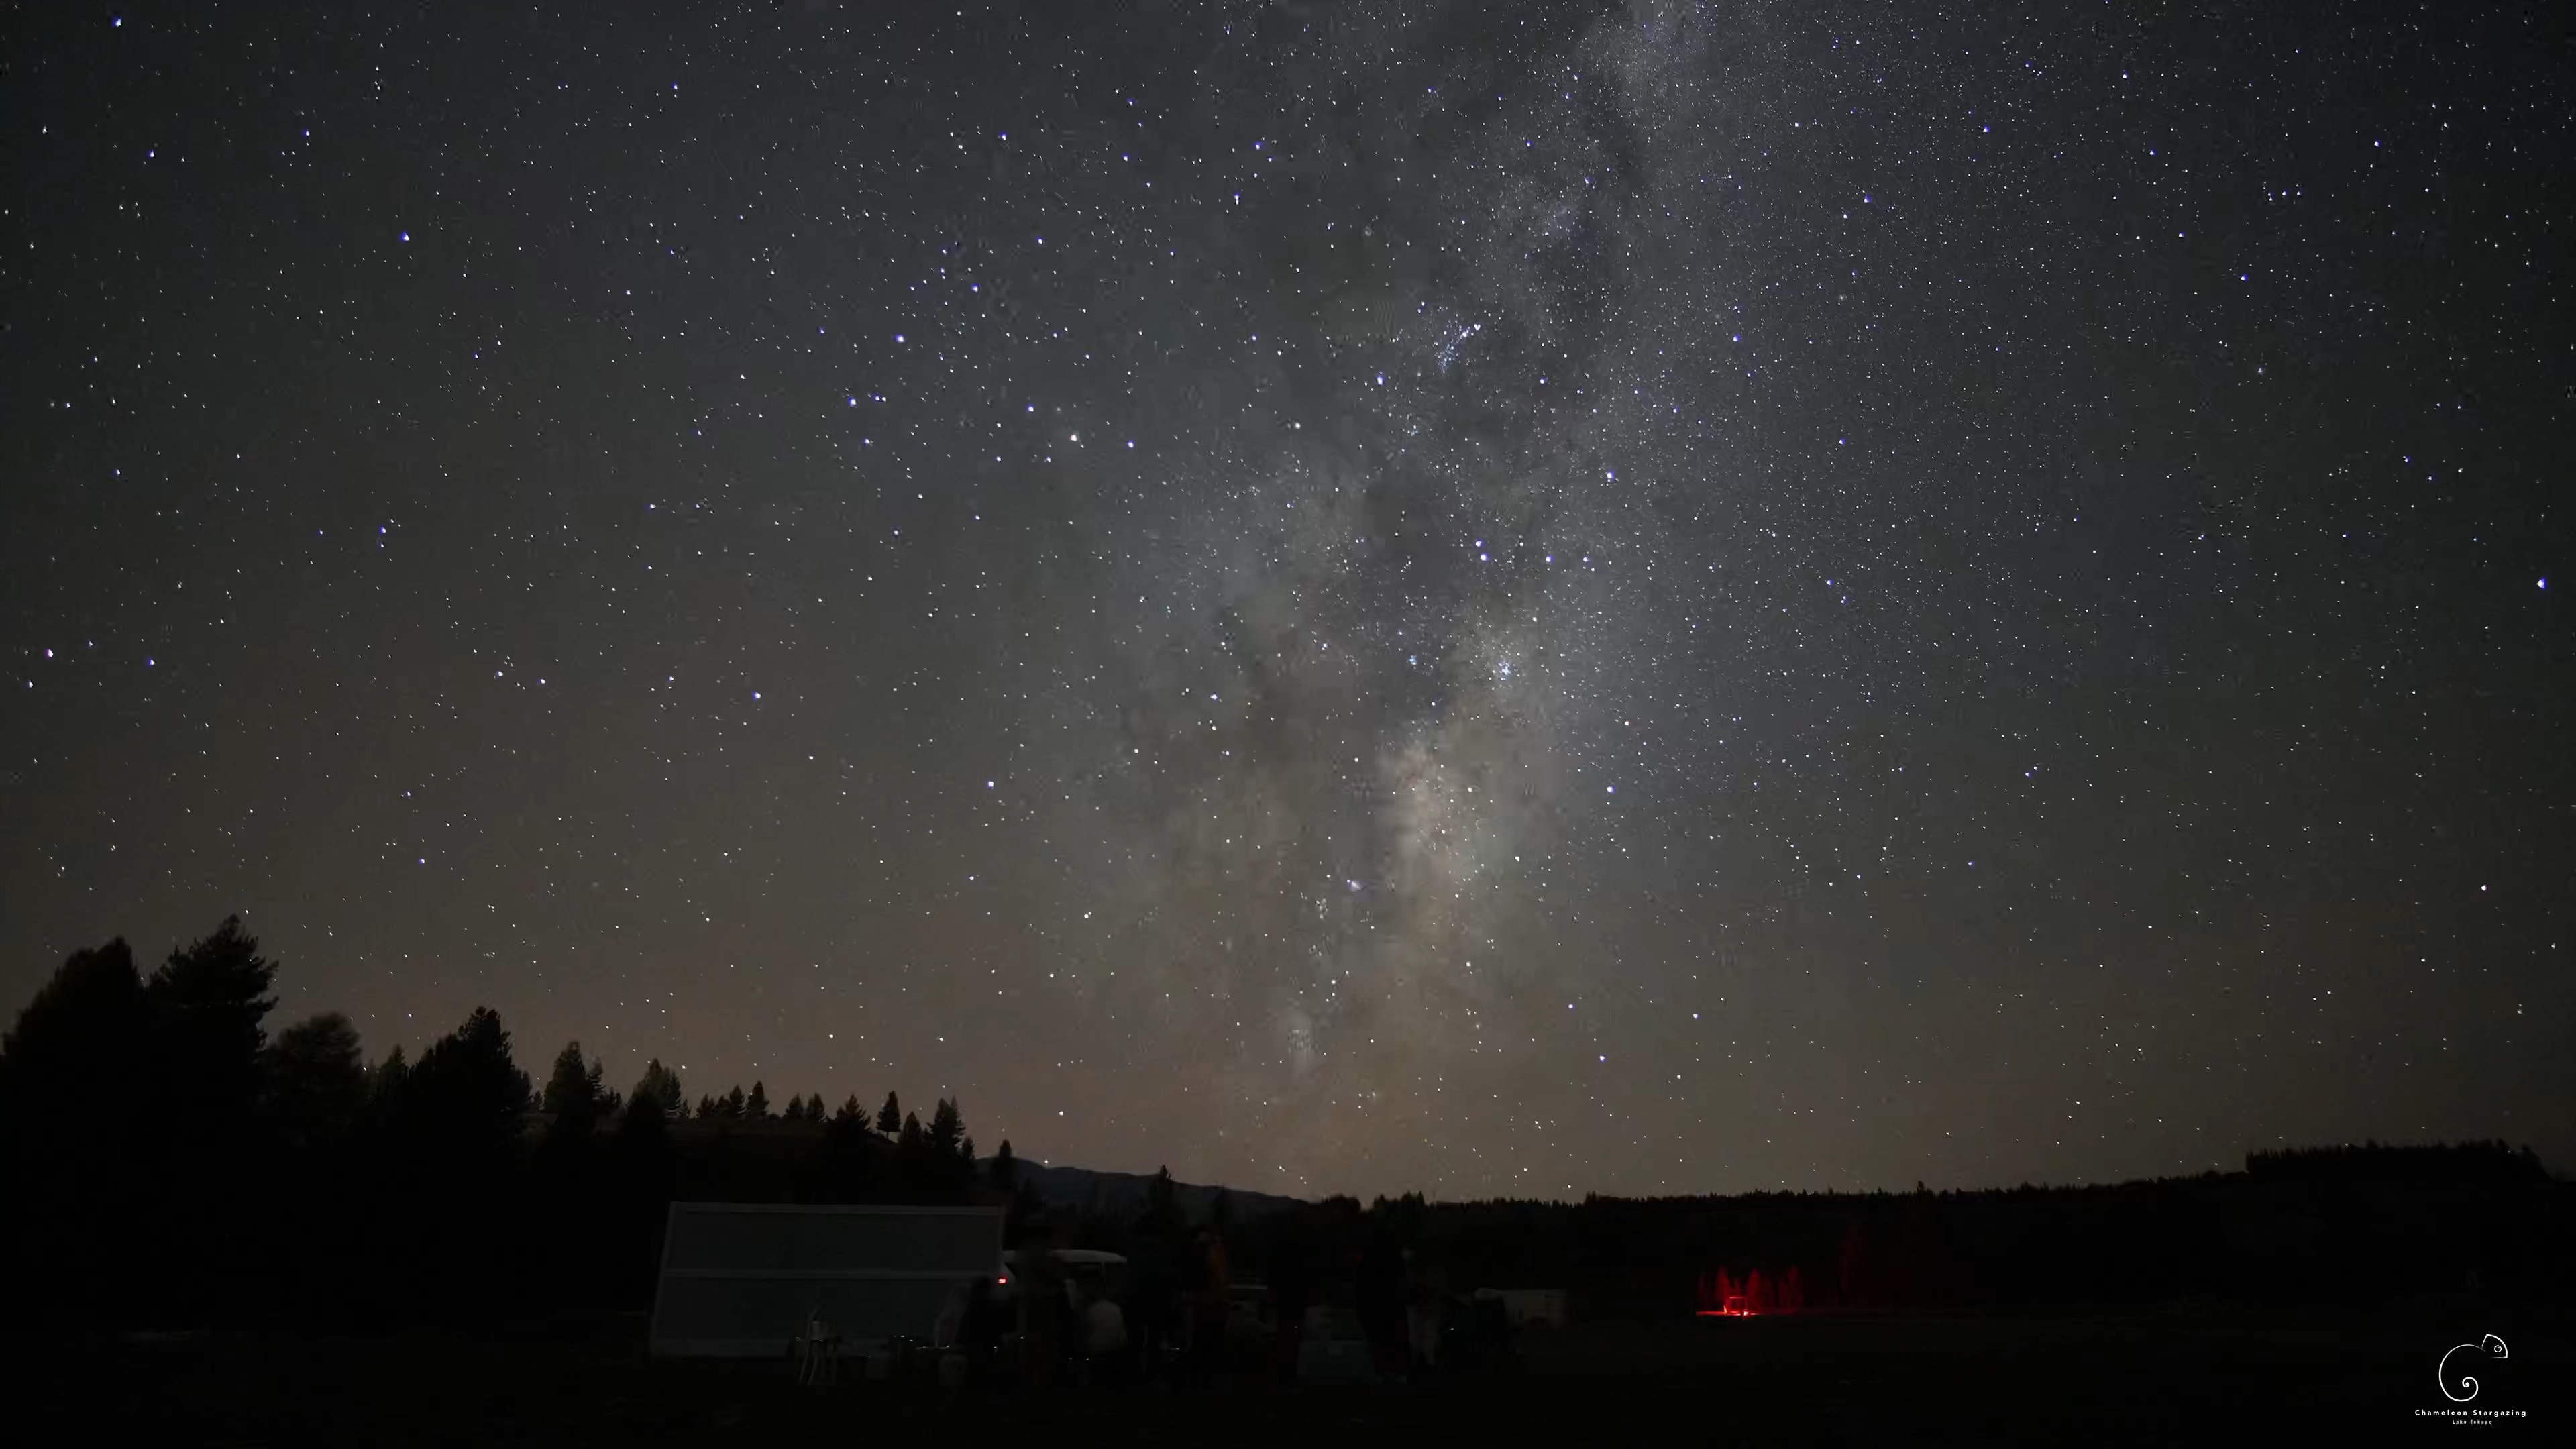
1695 1266 1806 1317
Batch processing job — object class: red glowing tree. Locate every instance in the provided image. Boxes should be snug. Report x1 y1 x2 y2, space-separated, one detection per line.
1697 1263 1805 1316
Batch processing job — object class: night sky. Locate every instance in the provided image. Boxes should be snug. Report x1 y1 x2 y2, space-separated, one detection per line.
4 2 2568 1200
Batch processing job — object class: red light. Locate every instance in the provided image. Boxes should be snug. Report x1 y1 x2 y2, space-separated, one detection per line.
1695 1267 1803 1317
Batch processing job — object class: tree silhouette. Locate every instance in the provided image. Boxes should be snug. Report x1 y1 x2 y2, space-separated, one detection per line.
262 1012 365 1148
148 917 275 1037
21 915 2572 1344
0 939 148 1123
630 1059 683 1119
747 1081 771 1120
1142 1165 1183 1239
148 916 278 1126
616 1085 669 1146
876 1091 901 1135
545 1040 624 1147
543 1042 596 1120
398 1007 533 1158
696 1093 716 1119
365 1044 411 1126
0 941 155 1309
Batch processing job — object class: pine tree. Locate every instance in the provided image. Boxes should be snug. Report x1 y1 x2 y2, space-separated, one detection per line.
148 916 278 1126
585 1056 618 1117
364 1044 411 1132
835 1093 865 1126
631 1059 684 1119
928 1096 964 1157
617 1085 669 1145
723 1085 745 1118
696 1093 717 1119
1142 1165 1182 1238
148 916 277 1044
876 1091 901 1135
543 1042 596 1120
747 1081 771 1119
541 1041 617 1142
400 1006 533 1156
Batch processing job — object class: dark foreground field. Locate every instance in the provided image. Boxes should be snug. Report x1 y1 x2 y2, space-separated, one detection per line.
40 1304 2569 1446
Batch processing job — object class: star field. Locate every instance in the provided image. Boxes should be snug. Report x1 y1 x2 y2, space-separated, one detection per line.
3 1 2568 1198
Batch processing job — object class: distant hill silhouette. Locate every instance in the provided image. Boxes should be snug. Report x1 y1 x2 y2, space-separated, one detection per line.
1000 1159 1305 1222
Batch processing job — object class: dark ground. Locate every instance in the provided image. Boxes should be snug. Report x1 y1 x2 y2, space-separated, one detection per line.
34 1304 2567 1445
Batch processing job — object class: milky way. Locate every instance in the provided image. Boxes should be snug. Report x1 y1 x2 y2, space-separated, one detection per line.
4 3 2567 1197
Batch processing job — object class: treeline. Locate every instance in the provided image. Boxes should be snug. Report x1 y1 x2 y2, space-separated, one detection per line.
529 1035 989 1198
2245 1140 2549 1186
8 918 2569 1334
1410 1144 2573 1318
535 1034 977 1152
0 918 1008 1330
